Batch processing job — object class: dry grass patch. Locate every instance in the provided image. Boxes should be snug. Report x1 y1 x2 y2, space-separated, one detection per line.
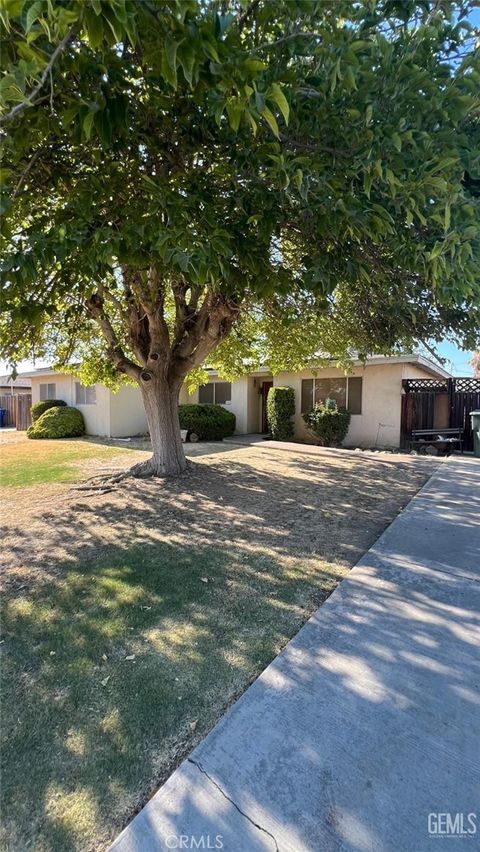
1 440 437 851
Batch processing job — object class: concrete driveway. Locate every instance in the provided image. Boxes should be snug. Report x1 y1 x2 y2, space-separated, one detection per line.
111 456 480 852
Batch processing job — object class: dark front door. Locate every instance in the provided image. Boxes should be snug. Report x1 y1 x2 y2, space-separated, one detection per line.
261 381 273 433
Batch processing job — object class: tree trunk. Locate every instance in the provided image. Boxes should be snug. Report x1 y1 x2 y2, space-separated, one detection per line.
136 376 188 477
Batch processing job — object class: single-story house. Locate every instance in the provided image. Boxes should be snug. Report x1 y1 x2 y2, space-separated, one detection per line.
26 354 450 448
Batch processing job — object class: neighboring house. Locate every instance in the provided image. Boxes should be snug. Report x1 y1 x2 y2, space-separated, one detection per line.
26 354 450 448
0 375 32 395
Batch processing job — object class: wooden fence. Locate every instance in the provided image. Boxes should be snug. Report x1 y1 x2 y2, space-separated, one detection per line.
0 394 32 430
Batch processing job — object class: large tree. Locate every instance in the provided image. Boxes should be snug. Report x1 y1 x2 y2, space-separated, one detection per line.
1 0 479 475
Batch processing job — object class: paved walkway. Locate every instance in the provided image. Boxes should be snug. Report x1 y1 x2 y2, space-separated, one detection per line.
111 457 480 852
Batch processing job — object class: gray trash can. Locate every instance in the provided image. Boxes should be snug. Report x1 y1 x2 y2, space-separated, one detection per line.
470 410 480 458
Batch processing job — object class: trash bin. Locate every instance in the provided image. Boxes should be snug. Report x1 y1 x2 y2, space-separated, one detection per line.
470 410 480 458
0 408 5 428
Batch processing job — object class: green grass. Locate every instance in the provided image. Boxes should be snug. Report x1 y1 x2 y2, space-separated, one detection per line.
0 439 125 487
1 540 341 851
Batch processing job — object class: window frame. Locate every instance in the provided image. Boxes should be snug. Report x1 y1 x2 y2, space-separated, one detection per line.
75 382 97 405
39 382 56 401
198 381 232 405
300 376 362 415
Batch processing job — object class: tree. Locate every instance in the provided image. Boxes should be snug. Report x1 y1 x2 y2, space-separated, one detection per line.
1 0 479 476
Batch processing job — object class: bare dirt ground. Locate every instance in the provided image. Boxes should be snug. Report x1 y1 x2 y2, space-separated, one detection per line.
2 433 437 593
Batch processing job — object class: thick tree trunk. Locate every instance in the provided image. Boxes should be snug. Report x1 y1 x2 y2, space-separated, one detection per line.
136 376 188 477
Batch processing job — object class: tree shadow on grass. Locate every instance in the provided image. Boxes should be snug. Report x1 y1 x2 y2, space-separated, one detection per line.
1 449 436 851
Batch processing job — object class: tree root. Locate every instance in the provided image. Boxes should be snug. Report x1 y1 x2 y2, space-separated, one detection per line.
72 457 194 494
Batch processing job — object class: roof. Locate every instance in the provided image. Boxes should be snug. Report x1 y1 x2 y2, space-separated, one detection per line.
206 354 452 380
0 374 32 388
22 353 452 382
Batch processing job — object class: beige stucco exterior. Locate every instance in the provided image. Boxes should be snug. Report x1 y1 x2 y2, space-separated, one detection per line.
186 357 450 448
28 355 449 447
29 372 148 437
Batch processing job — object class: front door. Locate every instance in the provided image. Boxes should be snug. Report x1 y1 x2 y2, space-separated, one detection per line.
261 381 273 433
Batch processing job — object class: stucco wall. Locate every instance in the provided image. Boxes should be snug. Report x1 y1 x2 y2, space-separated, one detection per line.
274 363 443 448
31 374 120 437
273 365 405 447
109 385 148 437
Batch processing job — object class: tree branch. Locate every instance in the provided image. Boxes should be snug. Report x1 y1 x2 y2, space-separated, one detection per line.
87 292 142 380
0 28 75 126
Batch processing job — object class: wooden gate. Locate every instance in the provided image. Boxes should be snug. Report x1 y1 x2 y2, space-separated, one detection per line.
401 378 480 452
15 394 32 430
0 393 32 430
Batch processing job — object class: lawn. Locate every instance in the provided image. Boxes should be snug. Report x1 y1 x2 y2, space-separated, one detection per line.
0 436 437 851
0 435 128 487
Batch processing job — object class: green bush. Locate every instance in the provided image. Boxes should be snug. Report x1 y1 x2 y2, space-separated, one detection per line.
178 403 235 441
31 398 67 422
303 399 351 446
266 386 295 441
27 406 85 439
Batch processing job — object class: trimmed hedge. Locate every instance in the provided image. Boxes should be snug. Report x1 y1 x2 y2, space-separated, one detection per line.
31 398 67 422
178 403 235 441
266 386 295 441
303 400 351 446
27 406 85 439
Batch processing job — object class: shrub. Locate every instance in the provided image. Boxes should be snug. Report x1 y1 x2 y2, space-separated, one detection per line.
178 403 235 441
27 406 85 439
303 399 351 446
266 386 295 441
31 398 67 422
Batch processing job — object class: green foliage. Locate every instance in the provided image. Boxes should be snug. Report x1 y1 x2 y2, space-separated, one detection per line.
0 0 479 384
266 386 295 441
27 406 85 439
178 404 235 441
303 401 351 446
31 398 66 422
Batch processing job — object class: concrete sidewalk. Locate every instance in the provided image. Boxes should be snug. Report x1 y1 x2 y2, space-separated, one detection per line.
111 457 480 852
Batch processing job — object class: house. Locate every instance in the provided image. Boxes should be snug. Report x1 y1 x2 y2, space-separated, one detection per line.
187 354 451 448
0 374 32 395
26 354 450 448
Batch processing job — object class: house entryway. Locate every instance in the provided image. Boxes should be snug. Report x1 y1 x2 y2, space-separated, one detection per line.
260 380 273 433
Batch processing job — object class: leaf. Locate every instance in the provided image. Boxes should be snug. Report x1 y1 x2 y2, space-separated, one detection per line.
189 719 198 731
85 8 104 49
125 654 136 661
268 83 289 125
365 104 373 125
26 0 43 33
392 132 402 152
83 111 95 140
226 98 242 133
261 106 279 139
200 577 208 583
101 676 110 687
243 59 267 73
444 203 450 233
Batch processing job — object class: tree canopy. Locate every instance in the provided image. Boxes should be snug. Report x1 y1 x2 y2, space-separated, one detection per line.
1 0 479 472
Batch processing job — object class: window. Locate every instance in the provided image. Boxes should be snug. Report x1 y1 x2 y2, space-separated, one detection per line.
213 382 231 404
314 378 346 409
301 377 362 414
198 381 231 405
198 383 214 404
348 376 363 415
75 382 97 405
39 383 56 400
